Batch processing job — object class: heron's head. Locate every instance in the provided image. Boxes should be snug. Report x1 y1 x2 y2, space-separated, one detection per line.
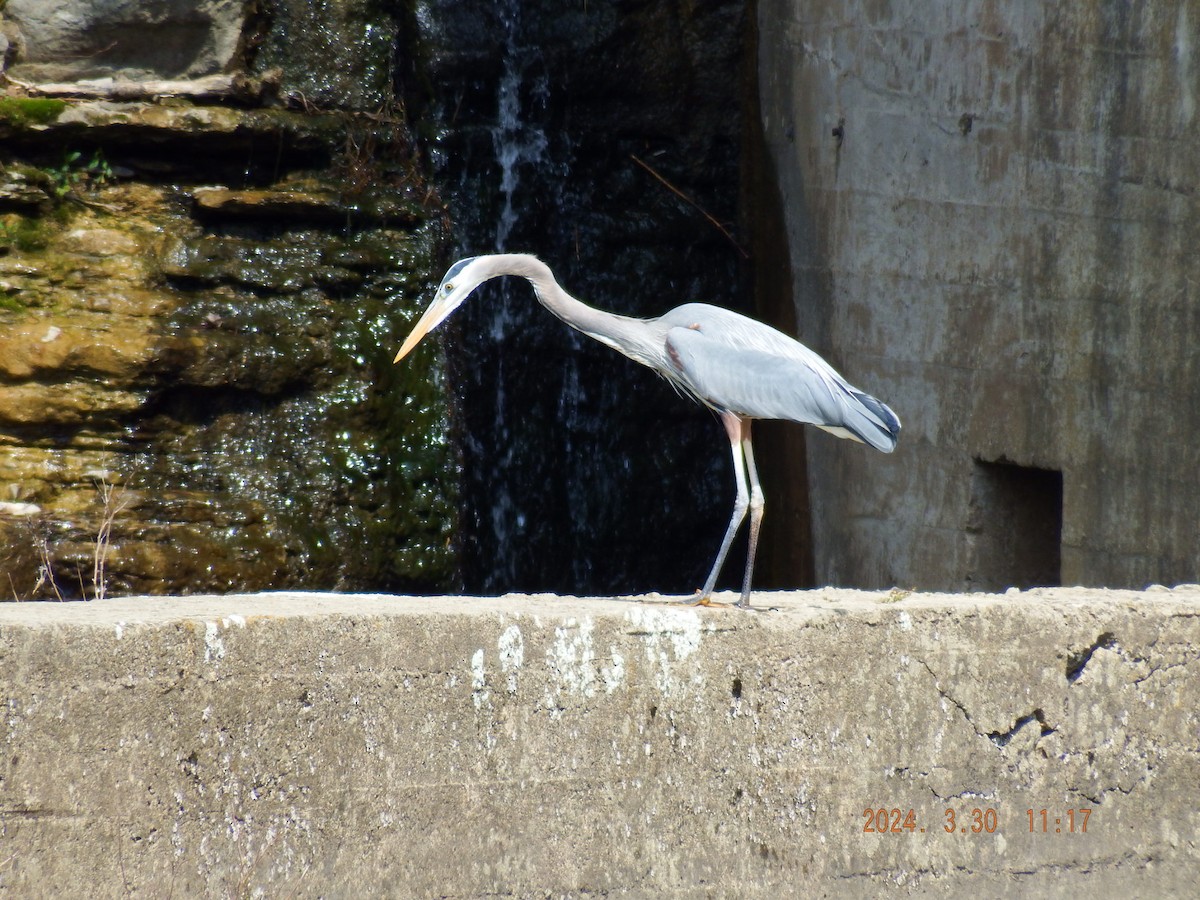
393 257 484 363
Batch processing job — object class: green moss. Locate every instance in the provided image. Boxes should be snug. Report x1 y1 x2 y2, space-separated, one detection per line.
0 97 67 127
0 216 52 252
152 219 457 592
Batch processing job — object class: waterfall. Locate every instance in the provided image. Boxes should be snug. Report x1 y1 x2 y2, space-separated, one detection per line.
477 0 560 589
412 1 748 597
491 1 548 253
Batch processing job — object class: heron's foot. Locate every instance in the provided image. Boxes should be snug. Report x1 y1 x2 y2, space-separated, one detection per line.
737 599 779 613
687 591 735 608
689 589 774 612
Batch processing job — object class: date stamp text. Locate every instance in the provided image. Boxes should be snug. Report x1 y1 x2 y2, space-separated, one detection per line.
861 807 1092 835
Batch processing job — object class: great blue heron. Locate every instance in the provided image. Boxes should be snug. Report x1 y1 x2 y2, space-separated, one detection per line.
394 253 900 608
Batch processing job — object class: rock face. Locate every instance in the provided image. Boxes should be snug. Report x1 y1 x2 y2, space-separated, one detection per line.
1 588 1197 894
0 4 457 598
759 1 1200 590
4 0 248 83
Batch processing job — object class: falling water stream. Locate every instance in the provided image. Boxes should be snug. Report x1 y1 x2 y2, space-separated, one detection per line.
491 1 549 253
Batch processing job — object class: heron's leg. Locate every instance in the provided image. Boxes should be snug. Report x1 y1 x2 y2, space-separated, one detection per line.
697 413 750 603
737 427 765 609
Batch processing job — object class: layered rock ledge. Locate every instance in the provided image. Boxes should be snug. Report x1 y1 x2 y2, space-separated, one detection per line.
1 587 1196 896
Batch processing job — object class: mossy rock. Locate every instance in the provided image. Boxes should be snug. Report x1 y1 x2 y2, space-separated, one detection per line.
0 97 68 128
0 214 55 253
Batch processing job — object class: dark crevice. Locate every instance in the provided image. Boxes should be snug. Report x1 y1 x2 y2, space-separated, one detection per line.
967 459 1063 590
988 708 1056 748
1066 632 1117 683
920 659 1058 751
137 383 310 429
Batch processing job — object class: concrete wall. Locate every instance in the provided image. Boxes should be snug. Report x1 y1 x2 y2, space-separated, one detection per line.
2 589 1197 896
759 1 1200 590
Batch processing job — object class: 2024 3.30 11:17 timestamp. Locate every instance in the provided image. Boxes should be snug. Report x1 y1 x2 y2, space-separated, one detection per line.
862 807 1093 835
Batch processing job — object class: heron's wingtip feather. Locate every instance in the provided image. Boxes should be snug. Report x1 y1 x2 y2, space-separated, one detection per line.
845 390 901 453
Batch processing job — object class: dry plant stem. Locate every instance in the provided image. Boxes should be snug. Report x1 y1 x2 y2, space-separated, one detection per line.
630 154 749 258
34 530 64 602
92 477 128 602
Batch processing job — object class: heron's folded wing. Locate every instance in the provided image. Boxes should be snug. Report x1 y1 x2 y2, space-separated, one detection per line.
665 326 899 452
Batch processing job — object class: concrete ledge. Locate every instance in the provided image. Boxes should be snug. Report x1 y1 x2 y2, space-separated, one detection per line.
1 588 1198 896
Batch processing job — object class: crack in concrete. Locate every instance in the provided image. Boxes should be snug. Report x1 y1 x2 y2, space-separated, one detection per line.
918 658 977 733
1012 847 1164 879
926 785 999 803
1066 632 1117 683
987 709 1056 749
1076 764 1153 805
1133 658 1192 686
1065 631 1197 688
918 659 1058 750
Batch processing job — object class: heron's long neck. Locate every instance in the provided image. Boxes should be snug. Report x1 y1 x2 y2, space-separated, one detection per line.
492 254 661 365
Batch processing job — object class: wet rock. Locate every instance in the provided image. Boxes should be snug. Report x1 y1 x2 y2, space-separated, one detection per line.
0 4 459 600
3 0 248 84
192 187 422 228
0 381 147 428
0 164 49 210
0 318 156 383
58 225 143 257
0 99 342 182
251 0 401 111
1 171 457 599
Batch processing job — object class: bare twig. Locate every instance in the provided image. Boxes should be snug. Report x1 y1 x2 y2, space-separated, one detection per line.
28 518 65 602
630 154 749 258
33 532 64 602
63 192 120 215
92 475 129 602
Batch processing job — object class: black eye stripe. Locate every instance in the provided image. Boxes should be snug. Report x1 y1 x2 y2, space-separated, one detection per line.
444 257 474 282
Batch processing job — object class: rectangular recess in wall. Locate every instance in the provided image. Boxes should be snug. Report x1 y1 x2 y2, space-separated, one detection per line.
968 459 1063 591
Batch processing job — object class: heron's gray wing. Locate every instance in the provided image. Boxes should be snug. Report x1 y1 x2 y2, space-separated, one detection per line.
664 324 899 452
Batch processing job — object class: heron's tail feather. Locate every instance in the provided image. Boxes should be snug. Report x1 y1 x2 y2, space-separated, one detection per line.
841 389 901 453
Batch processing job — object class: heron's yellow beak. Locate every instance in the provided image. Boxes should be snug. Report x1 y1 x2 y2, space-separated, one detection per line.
392 322 430 363
393 294 460 364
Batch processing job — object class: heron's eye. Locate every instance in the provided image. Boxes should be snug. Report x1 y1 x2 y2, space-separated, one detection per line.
444 282 454 293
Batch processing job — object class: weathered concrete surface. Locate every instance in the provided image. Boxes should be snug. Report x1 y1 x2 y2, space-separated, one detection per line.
1 587 1197 896
759 1 1200 590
